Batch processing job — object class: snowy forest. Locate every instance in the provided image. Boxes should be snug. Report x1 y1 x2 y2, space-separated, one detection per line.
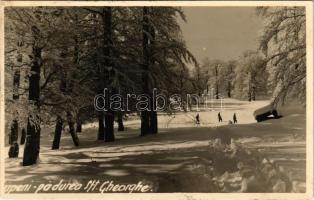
4 6 307 193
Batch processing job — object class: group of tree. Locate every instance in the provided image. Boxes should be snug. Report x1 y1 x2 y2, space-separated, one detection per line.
5 7 197 166
193 52 268 101
193 6 305 105
193 58 237 99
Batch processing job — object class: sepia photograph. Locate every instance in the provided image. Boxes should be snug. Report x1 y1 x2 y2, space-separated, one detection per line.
1 1 313 199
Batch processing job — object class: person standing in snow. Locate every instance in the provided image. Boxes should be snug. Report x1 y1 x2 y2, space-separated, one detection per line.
233 113 238 124
196 113 200 125
218 112 223 122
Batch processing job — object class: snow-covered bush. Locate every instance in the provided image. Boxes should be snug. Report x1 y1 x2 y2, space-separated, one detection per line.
206 138 296 192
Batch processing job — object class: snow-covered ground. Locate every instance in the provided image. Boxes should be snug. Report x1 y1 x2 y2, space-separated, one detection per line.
4 99 306 193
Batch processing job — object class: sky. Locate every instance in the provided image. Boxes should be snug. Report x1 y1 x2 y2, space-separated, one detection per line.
178 7 265 64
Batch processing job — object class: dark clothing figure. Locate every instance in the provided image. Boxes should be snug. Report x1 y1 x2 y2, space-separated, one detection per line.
196 114 200 125
233 113 238 124
218 112 223 122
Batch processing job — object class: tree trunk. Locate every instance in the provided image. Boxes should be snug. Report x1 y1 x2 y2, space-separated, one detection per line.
76 119 82 133
9 42 23 158
8 120 19 158
20 128 26 145
252 86 256 101
141 7 151 136
23 116 41 166
117 112 124 131
98 112 105 140
149 110 158 134
215 65 219 99
227 81 231 98
103 8 115 142
105 111 115 142
73 26 82 134
90 12 105 141
141 111 150 136
59 66 79 147
148 10 158 135
67 111 79 146
22 37 41 166
52 115 63 150
248 79 252 102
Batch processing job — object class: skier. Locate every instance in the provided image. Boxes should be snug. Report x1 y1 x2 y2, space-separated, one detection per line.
196 113 200 125
233 113 238 124
218 112 223 122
